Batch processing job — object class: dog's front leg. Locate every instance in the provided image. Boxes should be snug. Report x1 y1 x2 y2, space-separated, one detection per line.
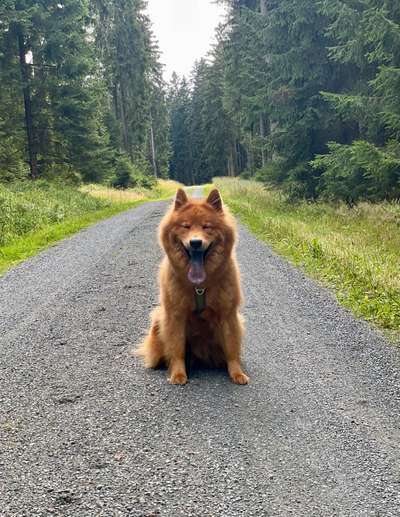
221 313 249 385
163 318 187 385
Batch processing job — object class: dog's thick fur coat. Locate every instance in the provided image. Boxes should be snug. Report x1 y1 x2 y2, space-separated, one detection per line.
137 188 249 385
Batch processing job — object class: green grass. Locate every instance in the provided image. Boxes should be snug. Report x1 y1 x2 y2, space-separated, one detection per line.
214 177 400 340
0 179 180 275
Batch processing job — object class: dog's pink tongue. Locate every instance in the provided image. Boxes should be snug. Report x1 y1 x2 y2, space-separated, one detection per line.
188 261 206 285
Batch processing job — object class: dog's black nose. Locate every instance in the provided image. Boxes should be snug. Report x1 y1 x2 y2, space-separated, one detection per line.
190 239 203 250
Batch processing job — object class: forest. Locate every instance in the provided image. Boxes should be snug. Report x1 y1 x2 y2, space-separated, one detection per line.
0 0 170 187
1 0 400 203
170 0 400 202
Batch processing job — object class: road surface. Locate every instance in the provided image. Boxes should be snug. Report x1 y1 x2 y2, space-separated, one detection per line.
1 199 399 516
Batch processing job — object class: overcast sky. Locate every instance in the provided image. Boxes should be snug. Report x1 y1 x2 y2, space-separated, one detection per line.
146 0 227 81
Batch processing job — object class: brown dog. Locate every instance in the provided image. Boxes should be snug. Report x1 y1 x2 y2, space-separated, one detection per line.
137 188 249 385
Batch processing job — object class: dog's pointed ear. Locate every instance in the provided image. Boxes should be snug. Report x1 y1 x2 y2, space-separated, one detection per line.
206 189 223 212
174 188 188 210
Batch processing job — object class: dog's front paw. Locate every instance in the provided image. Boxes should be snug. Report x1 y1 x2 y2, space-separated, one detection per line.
230 371 249 385
169 372 188 385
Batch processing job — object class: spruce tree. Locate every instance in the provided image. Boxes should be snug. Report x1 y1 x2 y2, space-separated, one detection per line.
314 0 400 201
168 74 193 184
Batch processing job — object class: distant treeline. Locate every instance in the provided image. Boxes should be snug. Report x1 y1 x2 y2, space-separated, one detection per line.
0 0 170 187
169 0 400 202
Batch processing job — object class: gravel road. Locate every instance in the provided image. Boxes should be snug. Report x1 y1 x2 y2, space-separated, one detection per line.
1 199 400 516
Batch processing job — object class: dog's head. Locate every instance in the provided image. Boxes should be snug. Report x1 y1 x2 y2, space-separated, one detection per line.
159 188 236 285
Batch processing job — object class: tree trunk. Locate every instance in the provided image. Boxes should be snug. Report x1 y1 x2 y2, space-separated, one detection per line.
259 113 266 167
118 83 131 159
149 118 158 178
17 27 38 179
247 138 254 173
112 83 119 120
270 120 279 161
228 146 236 177
260 0 268 16
235 141 241 172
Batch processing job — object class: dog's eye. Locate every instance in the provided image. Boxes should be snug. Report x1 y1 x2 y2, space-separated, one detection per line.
203 224 212 230
181 223 191 229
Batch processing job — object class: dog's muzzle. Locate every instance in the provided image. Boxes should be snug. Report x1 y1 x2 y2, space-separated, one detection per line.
185 242 212 285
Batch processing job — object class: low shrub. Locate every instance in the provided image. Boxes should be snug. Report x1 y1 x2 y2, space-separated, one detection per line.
311 140 400 203
111 155 156 190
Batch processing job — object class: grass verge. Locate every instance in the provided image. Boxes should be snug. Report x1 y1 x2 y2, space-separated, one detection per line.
214 177 400 341
0 179 180 275
81 179 181 203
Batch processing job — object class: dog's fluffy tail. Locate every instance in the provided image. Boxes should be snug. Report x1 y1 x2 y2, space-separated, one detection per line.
135 314 164 369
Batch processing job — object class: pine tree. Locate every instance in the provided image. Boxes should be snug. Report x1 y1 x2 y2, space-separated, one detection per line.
168 74 194 184
0 1 27 180
191 46 236 181
0 0 112 182
91 0 170 178
147 43 170 178
314 0 400 201
0 0 170 183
